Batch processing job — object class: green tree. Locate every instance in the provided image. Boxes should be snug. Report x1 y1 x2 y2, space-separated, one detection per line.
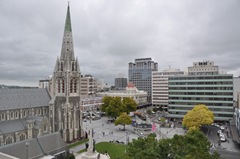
114 112 132 130
125 129 222 159
183 104 214 129
101 96 114 112
106 97 123 118
122 97 137 113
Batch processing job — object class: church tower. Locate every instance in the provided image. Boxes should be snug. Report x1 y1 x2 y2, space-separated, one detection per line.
49 3 82 142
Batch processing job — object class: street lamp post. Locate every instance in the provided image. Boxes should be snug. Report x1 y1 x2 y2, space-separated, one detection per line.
26 142 30 159
125 131 129 153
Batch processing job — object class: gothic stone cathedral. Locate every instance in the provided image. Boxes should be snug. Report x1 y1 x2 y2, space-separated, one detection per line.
49 4 82 142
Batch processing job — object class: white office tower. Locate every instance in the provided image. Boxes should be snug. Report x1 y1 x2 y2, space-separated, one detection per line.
152 68 184 110
188 61 219 75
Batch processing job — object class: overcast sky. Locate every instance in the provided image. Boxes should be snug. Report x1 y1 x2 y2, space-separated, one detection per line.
0 0 240 86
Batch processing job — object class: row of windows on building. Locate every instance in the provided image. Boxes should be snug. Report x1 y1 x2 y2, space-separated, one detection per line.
169 111 232 117
169 97 233 101
58 61 77 72
169 87 233 90
170 76 232 80
169 81 232 85
170 92 233 96
57 79 77 93
169 102 232 107
0 108 48 121
169 106 232 111
3 133 27 145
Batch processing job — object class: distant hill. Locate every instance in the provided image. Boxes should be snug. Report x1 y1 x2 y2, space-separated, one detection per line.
0 84 38 89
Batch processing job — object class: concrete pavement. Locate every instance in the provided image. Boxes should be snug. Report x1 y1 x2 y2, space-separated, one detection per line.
70 115 240 155
70 116 186 153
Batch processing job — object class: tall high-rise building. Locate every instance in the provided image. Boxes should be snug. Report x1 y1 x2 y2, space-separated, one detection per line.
128 58 158 102
49 4 81 142
168 61 233 121
115 77 127 89
152 68 185 110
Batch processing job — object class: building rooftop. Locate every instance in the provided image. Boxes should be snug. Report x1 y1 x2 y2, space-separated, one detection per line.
0 88 51 111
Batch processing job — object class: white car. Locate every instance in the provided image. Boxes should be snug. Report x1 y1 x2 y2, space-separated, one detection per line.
217 130 222 134
220 137 226 142
219 133 225 138
220 126 225 130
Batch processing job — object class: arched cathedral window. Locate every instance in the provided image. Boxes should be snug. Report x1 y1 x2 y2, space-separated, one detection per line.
19 133 26 141
5 136 14 145
58 79 61 93
60 62 63 71
62 79 65 93
1 113 5 120
70 79 73 93
72 62 75 71
74 79 77 93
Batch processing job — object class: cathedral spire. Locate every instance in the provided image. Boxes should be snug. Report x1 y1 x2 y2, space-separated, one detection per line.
60 3 75 68
64 2 72 32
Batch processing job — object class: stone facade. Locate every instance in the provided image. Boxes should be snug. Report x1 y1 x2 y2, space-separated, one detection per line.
48 4 82 142
0 88 51 146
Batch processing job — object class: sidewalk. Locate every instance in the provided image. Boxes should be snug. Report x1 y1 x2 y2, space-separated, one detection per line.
218 138 240 152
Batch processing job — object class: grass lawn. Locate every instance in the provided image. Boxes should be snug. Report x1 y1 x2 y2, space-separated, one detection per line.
95 142 126 159
68 138 89 149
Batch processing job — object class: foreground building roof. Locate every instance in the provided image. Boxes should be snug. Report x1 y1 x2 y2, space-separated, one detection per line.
0 132 67 159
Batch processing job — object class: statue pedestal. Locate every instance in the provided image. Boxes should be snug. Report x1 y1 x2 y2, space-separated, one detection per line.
81 151 99 159
76 152 110 159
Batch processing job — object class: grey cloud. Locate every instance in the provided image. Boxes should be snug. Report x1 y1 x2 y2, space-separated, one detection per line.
0 0 240 86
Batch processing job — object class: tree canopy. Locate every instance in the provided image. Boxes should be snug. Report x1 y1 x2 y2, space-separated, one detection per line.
124 129 221 159
101 96 113 112
182 104 214 129
115 112 132 130
106 96 123 118
122 97 137 113
101 96 137 118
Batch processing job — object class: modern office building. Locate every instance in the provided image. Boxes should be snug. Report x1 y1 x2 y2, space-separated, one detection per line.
188 61 219 75
233 77 240 101
128 58 158 102
152 68 185 110
168 61 233 121
115 77 127 90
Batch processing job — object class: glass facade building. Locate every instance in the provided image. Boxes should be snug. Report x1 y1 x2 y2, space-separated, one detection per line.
129 58 158 102
168 74 233 121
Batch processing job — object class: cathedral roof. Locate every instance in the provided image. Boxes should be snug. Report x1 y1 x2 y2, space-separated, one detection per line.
0 132 67 159
0 88 51 110
0 119 26 134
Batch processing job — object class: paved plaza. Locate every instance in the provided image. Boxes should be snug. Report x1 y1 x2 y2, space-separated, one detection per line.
70 114 240 156
70 116 186 153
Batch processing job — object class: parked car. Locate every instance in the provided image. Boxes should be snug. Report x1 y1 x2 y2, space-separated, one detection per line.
219 133 225 138
220 137 226 142
220 126 225 130
217 130 222 134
